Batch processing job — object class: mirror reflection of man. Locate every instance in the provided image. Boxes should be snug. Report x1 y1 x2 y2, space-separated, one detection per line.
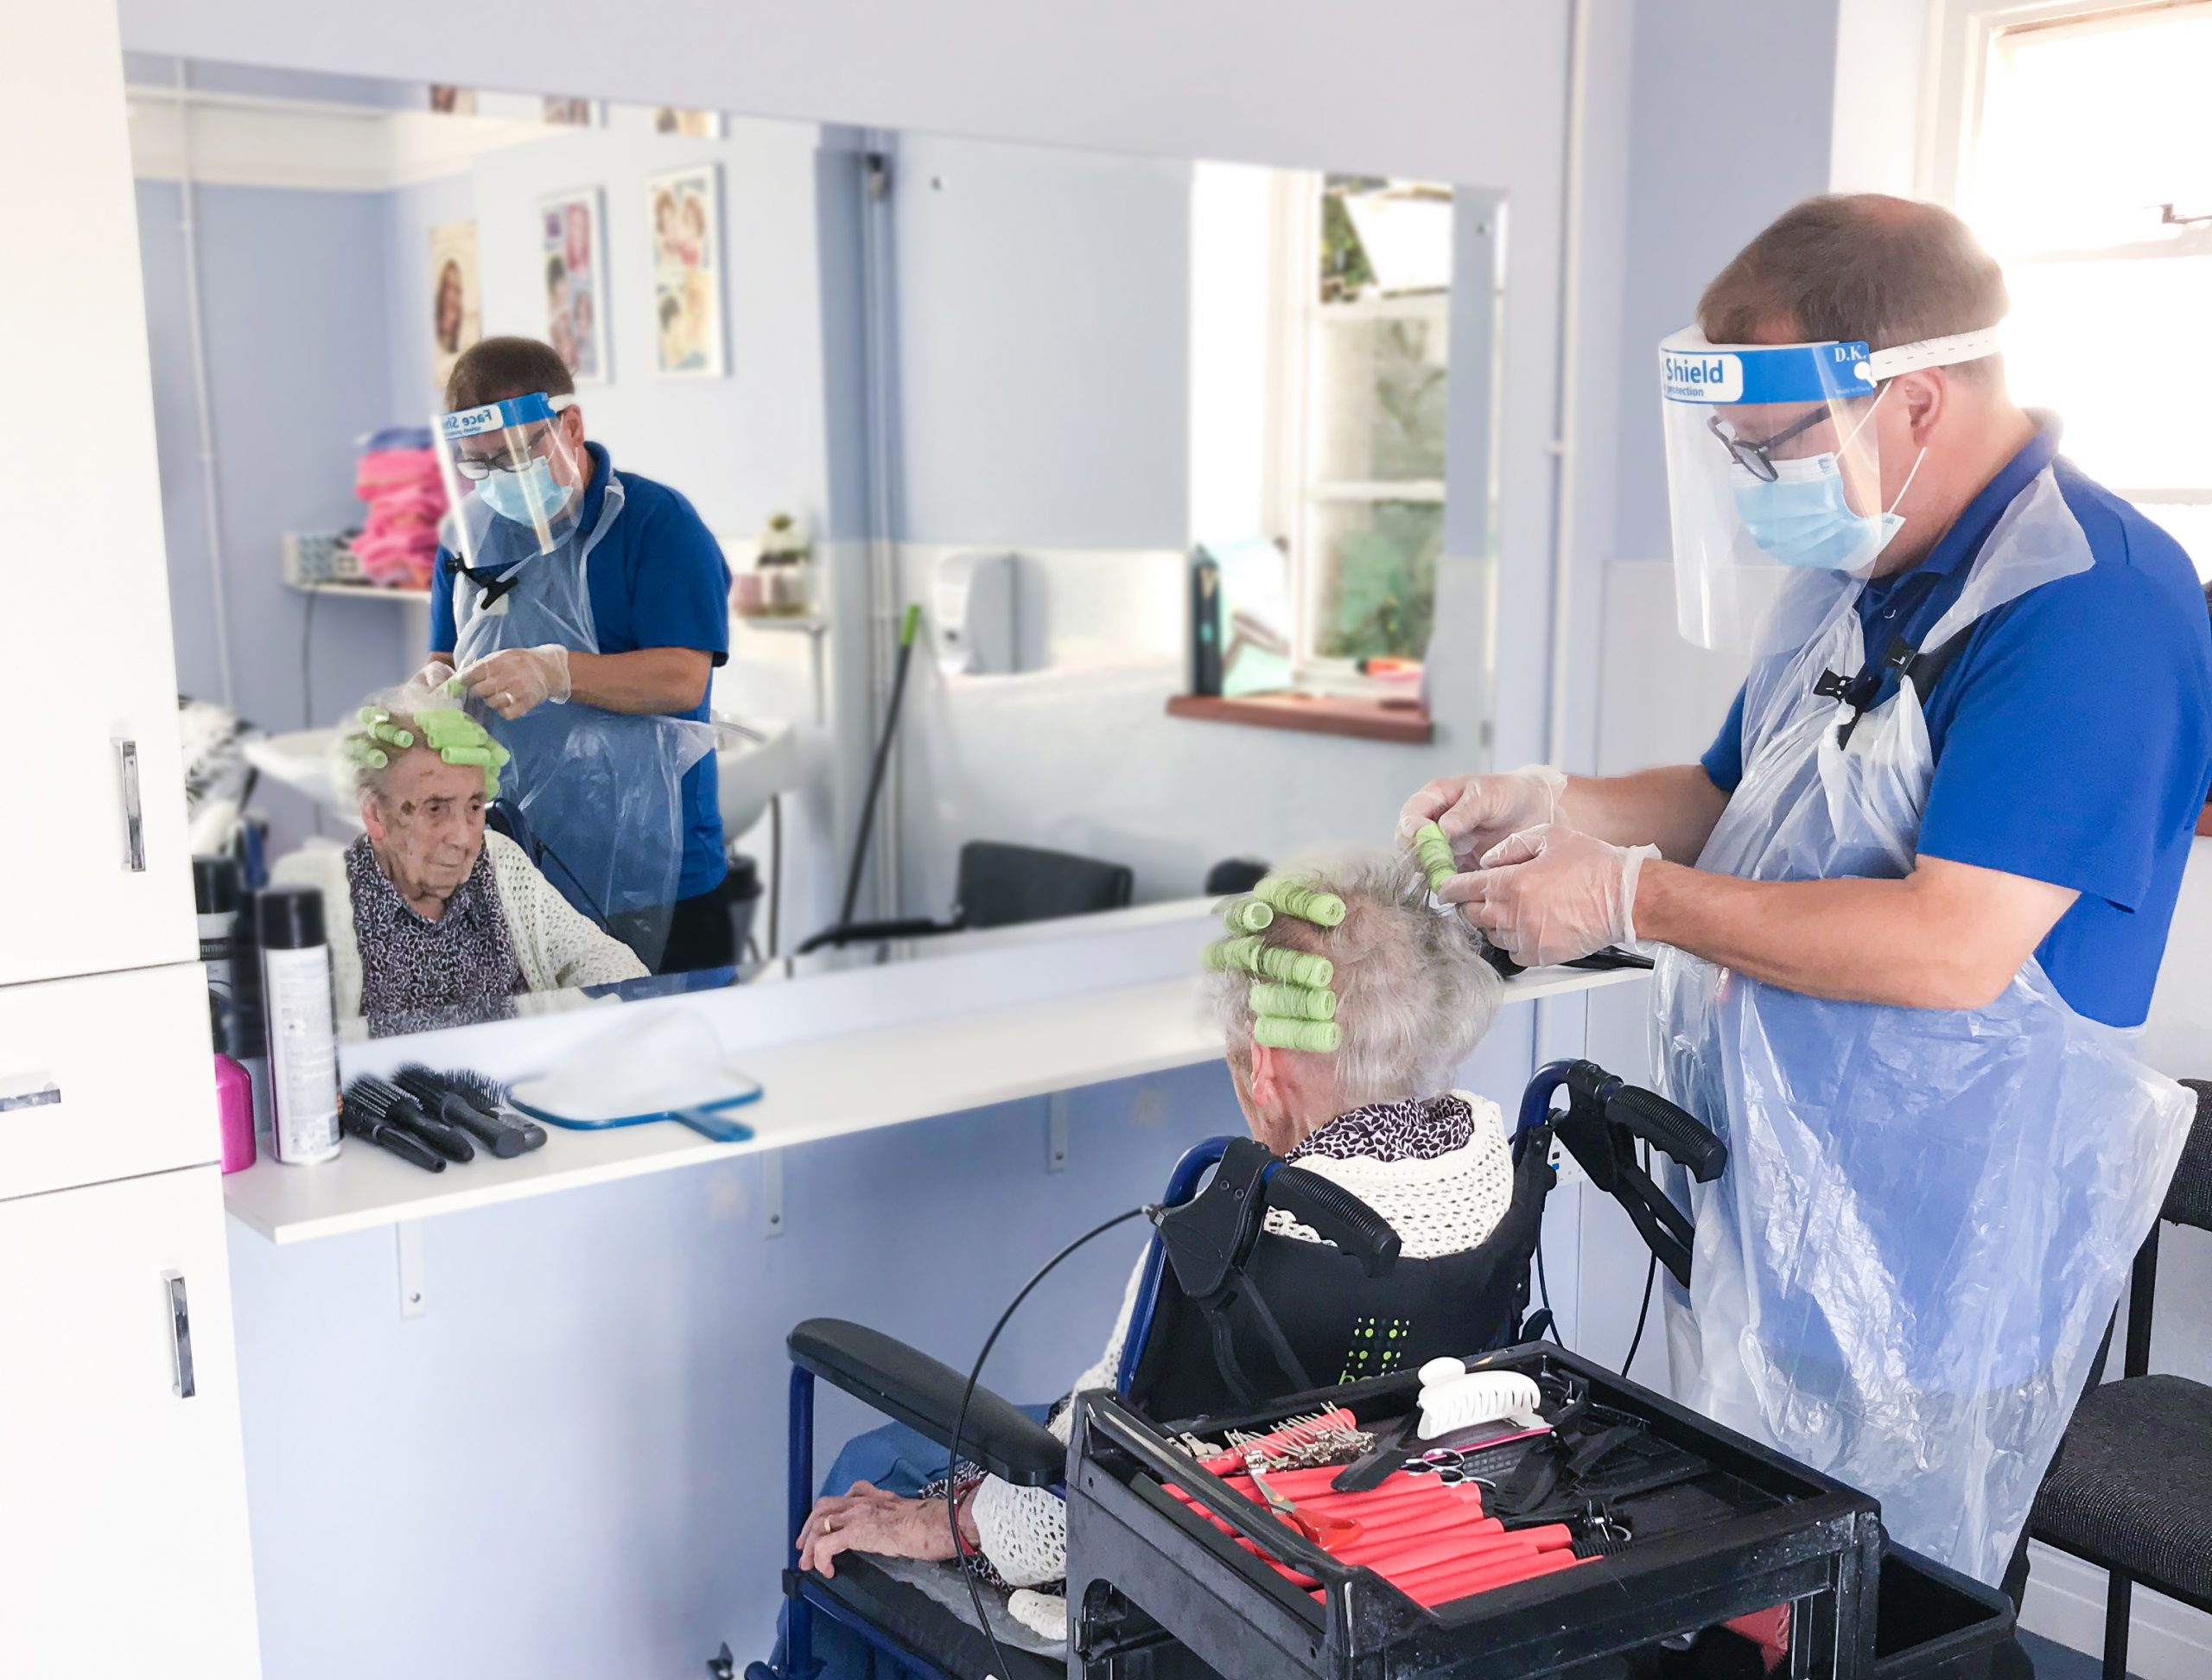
422 336 734 973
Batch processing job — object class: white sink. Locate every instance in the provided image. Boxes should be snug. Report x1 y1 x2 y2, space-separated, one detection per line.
243 716 801 845
713 715 802 841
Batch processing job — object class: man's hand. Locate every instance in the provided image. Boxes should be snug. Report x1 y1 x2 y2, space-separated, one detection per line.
796 1481 961 1579
408 659 457 696
458 645 572 720
1398 764 1567 867
1438 824 1660 967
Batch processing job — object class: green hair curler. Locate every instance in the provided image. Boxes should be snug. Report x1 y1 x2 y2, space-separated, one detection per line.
1203 936 1334 990
1254 875 1346 926
1225 898 1274 933
1413 821 1458 893
1253 1015 1341 1053
1249 981 1336 1021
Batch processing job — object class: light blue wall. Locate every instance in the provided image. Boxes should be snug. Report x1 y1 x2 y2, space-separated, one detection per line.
380 174 475 423
890 135 1192 550
228 1065 1242 1677
135 179 418 736
463 118 859 547
1606 0 1842 563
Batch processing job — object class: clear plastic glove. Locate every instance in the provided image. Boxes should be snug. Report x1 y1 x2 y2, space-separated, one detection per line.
1398 764 1567 868
406 659 456 696
1435 823 1660 968
458 644 572 720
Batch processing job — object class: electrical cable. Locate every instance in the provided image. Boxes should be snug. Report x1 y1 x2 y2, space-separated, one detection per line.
766 792 783 959
835 604 921 931
1534 1237 1565 1346
944 1204 1153 1680
300 586 320 730
1620 1143 1658 1379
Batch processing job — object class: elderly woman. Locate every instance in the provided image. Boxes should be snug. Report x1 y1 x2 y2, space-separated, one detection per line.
789 843 1510 1649
271 698 645 1021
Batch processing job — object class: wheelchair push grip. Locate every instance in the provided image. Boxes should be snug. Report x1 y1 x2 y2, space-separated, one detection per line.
1263 1166 1402 1276
1604 1085 1726 1182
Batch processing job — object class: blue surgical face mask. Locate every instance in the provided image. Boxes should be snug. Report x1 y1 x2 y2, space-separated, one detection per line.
476 455 569 528
1732 453 1904 571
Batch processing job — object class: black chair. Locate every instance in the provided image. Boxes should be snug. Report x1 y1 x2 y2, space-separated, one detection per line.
797 841 1134 955
2029 1079 2212 1680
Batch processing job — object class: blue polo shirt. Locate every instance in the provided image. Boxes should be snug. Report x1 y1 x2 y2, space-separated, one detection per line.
1701 416 2212 1027
432 443 733 900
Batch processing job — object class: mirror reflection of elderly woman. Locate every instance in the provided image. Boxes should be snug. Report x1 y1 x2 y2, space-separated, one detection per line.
271 698 645 1021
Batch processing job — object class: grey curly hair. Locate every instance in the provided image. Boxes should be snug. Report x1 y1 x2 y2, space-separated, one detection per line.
1207 844 1503 1109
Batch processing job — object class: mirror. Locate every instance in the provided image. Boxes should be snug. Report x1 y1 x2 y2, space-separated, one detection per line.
130 55 1503 1048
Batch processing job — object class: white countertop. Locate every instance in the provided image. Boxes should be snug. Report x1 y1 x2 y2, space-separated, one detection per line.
223 920 1647 1244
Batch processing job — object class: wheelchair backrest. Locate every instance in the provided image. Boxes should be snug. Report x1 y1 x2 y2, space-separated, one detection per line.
1118 1133 1554 1427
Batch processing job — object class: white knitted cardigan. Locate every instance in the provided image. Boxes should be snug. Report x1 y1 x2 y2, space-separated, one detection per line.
269 830 649 1016
969 1091 1519 1591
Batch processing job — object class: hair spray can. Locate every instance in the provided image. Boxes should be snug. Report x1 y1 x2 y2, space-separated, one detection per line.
255 887 340 1164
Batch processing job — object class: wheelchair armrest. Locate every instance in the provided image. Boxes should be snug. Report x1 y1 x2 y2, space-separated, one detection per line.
789 1318 1065 1487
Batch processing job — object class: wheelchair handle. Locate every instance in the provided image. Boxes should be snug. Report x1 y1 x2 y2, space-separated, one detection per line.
1262 1164 1402 1277
1605 1085 1726 1183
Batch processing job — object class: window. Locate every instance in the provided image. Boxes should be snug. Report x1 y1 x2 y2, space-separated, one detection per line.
1272 175 1455 667
1951 0 2212 569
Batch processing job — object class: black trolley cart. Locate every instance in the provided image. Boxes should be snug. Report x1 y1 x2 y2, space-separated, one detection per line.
1064 1344 2015 1680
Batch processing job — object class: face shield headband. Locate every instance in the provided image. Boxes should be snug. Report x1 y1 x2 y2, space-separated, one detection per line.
1656 325 2002 650
435 391 584 576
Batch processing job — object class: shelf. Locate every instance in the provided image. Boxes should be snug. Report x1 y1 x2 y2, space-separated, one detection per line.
287 581 430 603
734 614 829 635
220 961 1645 1245
1166 690 1433 745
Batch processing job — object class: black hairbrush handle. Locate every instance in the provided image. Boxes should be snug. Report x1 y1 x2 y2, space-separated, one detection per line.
388 1094 475 1164
341 1109 446 1173
429 1095 531 1159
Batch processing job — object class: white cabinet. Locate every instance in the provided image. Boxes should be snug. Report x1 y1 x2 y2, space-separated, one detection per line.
0 16 264 1680
0 963 226 1201
0 1167 262 1677
0 0 194 987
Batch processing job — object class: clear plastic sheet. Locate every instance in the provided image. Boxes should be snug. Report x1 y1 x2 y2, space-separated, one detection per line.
440 467 716 965
1653 468 2193 1583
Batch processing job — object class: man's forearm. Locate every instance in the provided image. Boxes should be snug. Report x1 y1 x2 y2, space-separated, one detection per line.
564 648 712 714
1560 765 1729 863
1633 861 2037 1010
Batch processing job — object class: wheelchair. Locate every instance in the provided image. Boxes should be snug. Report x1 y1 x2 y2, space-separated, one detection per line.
745 1060 1729 1680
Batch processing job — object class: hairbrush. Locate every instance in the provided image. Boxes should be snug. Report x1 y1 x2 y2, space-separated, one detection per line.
344 1074 474 1164
394 1065 537 1158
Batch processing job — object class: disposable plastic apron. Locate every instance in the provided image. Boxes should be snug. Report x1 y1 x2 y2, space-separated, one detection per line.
448 474 703 956
1649 467 2193 1585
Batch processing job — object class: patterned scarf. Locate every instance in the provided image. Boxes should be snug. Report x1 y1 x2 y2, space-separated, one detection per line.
346 835 525 1030
1287 1092 1479 1164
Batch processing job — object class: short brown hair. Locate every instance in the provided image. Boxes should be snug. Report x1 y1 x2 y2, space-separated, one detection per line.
445 335 574 412
1699 194 2007 381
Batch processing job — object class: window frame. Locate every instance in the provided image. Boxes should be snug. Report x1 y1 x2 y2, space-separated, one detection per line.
1262 172 1453 680
1927 0 2212 509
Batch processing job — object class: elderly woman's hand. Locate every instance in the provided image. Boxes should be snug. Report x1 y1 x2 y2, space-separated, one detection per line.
797 1480 970 1578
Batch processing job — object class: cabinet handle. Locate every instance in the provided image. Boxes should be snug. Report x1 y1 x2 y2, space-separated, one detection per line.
114 738 145 873
162 1270 195 1399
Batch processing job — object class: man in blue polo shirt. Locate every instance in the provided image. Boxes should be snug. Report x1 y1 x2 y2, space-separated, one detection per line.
1402 197 2211 1600
423 336 733 973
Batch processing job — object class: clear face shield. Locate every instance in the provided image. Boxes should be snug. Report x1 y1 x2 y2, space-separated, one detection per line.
1658 327 2004 652
432 392 589 570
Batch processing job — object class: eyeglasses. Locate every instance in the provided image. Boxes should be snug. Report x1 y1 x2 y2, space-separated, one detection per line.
453 422 553 480
1707 407 1835 482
